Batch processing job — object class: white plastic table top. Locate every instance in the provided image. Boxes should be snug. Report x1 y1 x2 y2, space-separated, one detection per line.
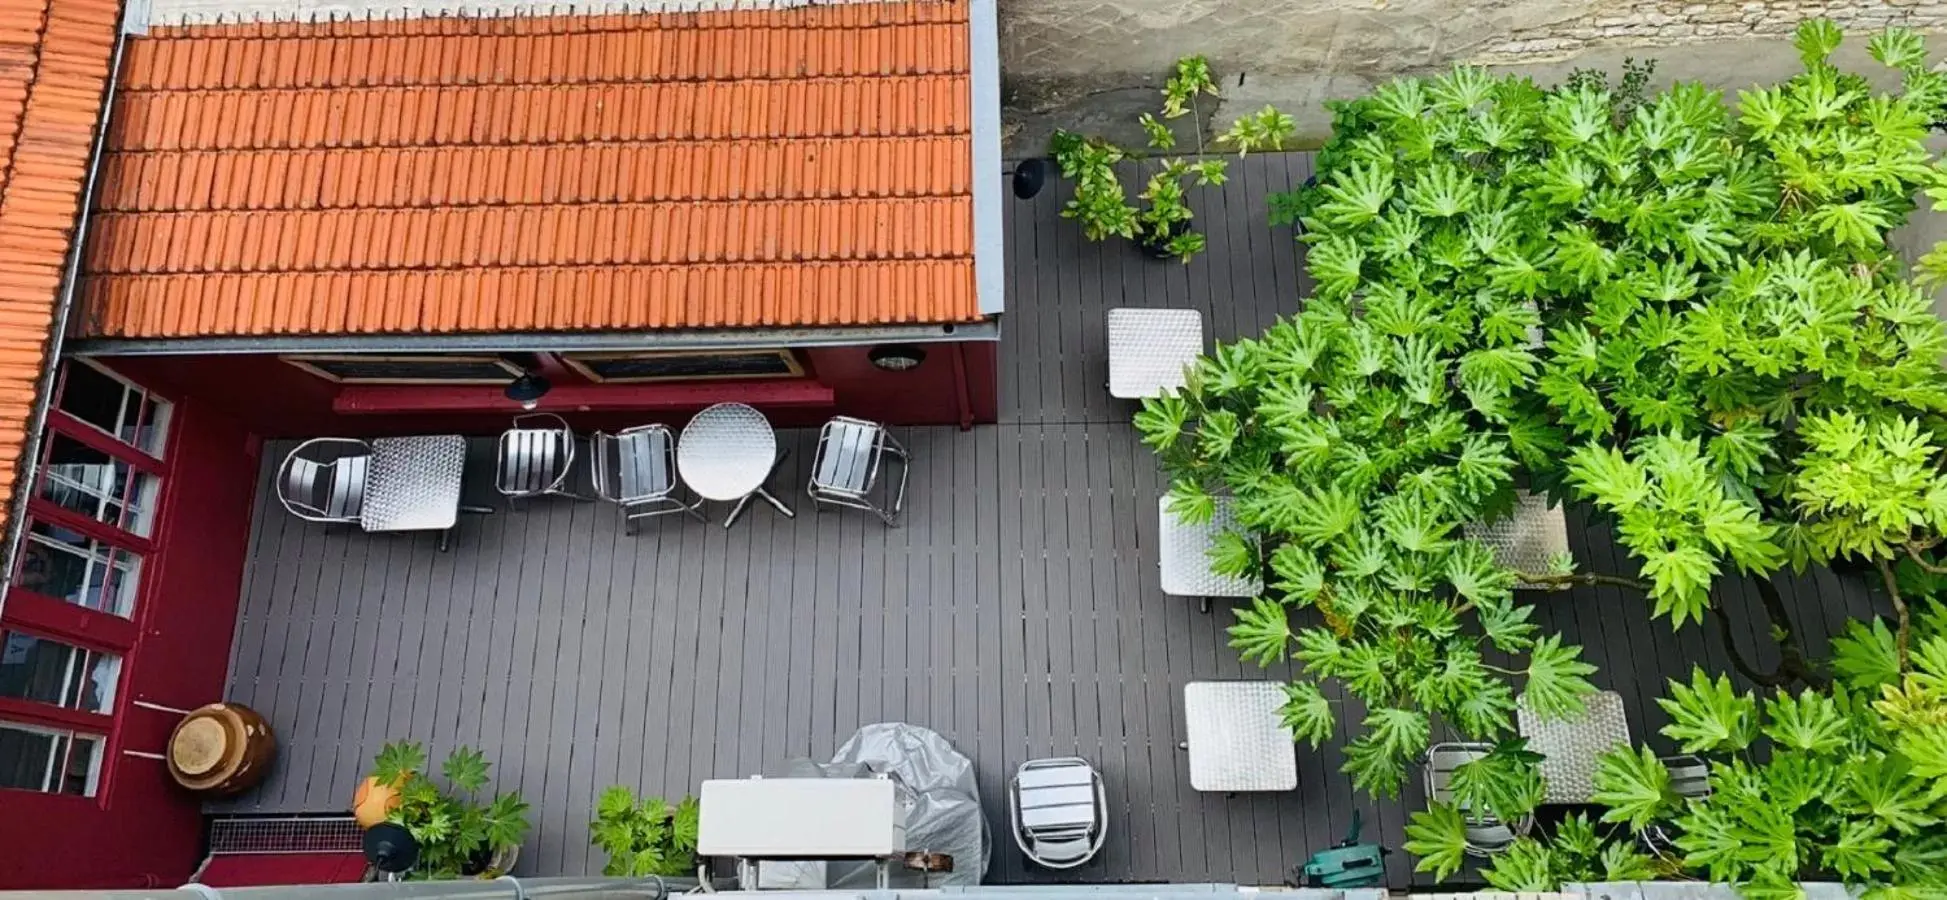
1108 308 1204 399
678 403 779 502
1158 496 1262 598
1517 689 1631 804
1183 681 1297 792
360 435 466 533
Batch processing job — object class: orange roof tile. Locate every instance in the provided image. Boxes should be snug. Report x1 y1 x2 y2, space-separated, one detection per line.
0 0 120 554
77 0 981 340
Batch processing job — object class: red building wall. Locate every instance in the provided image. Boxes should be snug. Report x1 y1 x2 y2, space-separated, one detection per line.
0 387 261 889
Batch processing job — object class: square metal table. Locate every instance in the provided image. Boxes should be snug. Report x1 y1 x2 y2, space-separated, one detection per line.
1463 489 1573 589
1183 681 1297 792
1517 689 1630 804
1108 308 1204 399
360 435 467 549
1158 496 1262 611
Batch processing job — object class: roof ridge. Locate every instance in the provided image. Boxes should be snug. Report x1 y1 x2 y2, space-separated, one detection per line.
115 69 971 95
144 0 957 29
100 192 974 214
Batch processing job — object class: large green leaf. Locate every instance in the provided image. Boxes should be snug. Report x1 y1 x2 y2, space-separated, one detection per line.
1591 745 1675 830
1279 680 1336 746
1658 667 1757 753
1762 688 1849 754
1520 634 1597 719
1403 803 1471 881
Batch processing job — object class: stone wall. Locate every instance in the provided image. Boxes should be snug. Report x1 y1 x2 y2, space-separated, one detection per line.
1478 0 1947 62
998 0 1947 153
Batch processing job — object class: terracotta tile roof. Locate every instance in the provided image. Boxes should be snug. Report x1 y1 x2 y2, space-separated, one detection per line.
77 1 982 339
0 0 119 550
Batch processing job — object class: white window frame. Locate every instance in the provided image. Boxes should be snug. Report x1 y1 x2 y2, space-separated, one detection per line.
36 436 161 537
0 632 120 713
0 720 104 797
20 523 142 618
56 360 173 459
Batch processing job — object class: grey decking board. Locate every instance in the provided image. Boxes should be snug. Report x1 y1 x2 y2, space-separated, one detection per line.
221 152 1881 886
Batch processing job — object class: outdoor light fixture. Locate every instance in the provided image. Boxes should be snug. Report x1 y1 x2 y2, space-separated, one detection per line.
501 352 551 410
504 372 551 410
868 344 928 372
1011 158 1047 200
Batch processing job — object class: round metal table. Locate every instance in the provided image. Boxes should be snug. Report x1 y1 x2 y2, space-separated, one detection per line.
678 402 796 527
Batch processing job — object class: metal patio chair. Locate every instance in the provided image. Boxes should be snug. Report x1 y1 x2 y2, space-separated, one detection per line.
496 413 581 502
1424 742 1530 857
807 416 909 526
1643 754 1712 854
1008 757 1107 870
276 438 373 523
591 424 705 533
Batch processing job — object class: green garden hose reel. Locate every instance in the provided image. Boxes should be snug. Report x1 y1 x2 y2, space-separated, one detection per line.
1295 810 1388 889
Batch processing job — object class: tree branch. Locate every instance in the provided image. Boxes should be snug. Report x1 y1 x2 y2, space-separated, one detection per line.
1905 543 1947 575
1876 558 1912 670
1510 571 1651 592
1712 598 1789 688
1709 580 1828 690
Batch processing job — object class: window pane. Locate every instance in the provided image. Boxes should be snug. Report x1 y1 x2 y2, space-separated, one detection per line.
0 723 100 797
18 521 141 617
0 725 58 792
56 363 128 440
0 633 118 713
129 395 171 457
55 362 172 459
62 734 102 796
37 435 157 537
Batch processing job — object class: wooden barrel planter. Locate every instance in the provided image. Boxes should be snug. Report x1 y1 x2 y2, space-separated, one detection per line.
166 703 277 796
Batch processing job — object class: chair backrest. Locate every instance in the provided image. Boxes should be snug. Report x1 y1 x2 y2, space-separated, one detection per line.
593 427 675 504
277 439 371 523
1015 759 1099 836
499 414 574 495
812 416 883 493
1664 754 1711 799
1424 742 1492 806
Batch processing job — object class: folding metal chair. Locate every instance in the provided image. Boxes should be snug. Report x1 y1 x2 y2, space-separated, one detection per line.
807 416 909 526
1424 742 1531 857
591 425 704 533
496 413 581 502
275 438 373 523
1643 754 1712 853
1008 758 1107 870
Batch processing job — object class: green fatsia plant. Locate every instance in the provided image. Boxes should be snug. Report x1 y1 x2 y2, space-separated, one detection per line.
1430 601 1947 899
1137 20 1947 810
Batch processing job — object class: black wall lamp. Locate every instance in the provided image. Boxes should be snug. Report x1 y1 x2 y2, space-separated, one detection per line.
1011 158 1047 200
501 353 551 410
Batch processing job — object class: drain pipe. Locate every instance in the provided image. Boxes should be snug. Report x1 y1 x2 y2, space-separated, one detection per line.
0 0 135 598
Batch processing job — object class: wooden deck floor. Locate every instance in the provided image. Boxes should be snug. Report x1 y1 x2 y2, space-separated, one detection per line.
218 152 1884 886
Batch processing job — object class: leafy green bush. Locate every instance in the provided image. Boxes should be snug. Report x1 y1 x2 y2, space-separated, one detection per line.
368 741 530 878
1050 56 1292 262
590 787 701 877
1135 17 1947 877
1415 601 1947 897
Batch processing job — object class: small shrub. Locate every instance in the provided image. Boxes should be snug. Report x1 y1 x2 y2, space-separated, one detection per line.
590 787 702 877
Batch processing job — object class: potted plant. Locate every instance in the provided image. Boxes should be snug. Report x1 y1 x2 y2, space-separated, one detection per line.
360 741 530 879
1049 56 1293 263
590 787 702 877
